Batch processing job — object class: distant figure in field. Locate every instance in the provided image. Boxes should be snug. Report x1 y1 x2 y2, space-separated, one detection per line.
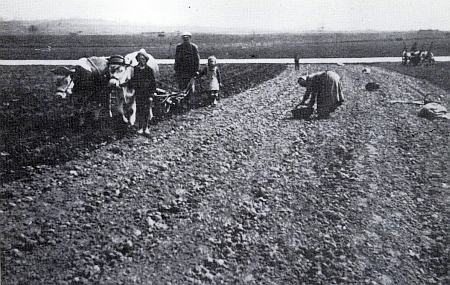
174 32 200 94
198 55 222 106
297 71 344 119
294 53 300 70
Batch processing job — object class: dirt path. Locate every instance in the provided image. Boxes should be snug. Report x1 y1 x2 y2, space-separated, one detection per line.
2 65 449 284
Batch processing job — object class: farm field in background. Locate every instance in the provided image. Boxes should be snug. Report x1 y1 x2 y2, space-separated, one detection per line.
373 62 450 92
0 31 449 60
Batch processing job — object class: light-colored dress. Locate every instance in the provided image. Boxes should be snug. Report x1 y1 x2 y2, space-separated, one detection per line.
201 66 221 91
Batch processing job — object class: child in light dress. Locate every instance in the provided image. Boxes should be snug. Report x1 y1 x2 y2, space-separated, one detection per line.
198 55 222 106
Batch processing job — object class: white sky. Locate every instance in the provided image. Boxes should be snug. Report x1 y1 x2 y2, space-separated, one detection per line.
1 0 449 32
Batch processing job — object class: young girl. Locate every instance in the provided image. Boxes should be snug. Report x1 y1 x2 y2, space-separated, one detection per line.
198 55 222 106
129 51 156 134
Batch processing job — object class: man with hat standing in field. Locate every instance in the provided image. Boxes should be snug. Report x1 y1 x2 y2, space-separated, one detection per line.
174 32 200 96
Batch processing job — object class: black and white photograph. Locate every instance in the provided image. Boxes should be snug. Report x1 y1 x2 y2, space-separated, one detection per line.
1 0 449 284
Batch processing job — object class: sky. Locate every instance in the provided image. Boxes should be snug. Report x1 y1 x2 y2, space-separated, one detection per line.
1 0 449 32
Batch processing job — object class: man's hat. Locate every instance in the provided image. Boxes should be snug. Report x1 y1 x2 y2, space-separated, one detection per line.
108 55 125 65
108 54 125 64
181 32 192 38
136 51 149 61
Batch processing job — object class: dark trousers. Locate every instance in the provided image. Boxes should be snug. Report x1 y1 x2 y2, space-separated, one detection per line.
136 92 152 129
177 75 195 94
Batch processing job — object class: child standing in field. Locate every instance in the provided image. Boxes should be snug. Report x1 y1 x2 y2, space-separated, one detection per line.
129 51 156 135
198 55 222 106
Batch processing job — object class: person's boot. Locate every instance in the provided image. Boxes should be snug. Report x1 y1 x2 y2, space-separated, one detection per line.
212 94 218 106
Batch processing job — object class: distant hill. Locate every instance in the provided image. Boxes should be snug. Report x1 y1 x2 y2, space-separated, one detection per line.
0 19 269 35
0 19 177 35
1 19 449 36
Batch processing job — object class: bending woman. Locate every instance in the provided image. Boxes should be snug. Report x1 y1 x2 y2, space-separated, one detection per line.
298 70 344 119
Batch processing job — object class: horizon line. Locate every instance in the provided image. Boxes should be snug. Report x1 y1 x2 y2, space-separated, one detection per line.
0 18 448 34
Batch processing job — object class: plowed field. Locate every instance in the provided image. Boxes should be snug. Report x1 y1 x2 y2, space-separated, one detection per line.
1 63 449 284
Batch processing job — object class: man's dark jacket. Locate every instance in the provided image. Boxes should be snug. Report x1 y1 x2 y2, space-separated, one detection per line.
174 42 200 78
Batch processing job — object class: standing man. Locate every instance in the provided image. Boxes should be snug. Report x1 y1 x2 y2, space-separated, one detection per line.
174 32 200 95
294 52 300 70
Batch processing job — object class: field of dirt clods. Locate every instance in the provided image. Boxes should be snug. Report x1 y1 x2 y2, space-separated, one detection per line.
1 61 450 284
0 64 286 183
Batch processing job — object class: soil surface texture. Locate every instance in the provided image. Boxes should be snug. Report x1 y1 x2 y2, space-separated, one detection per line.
2 64 449 284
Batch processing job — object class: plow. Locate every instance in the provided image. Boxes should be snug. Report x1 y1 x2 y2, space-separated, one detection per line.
152 77 195 118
